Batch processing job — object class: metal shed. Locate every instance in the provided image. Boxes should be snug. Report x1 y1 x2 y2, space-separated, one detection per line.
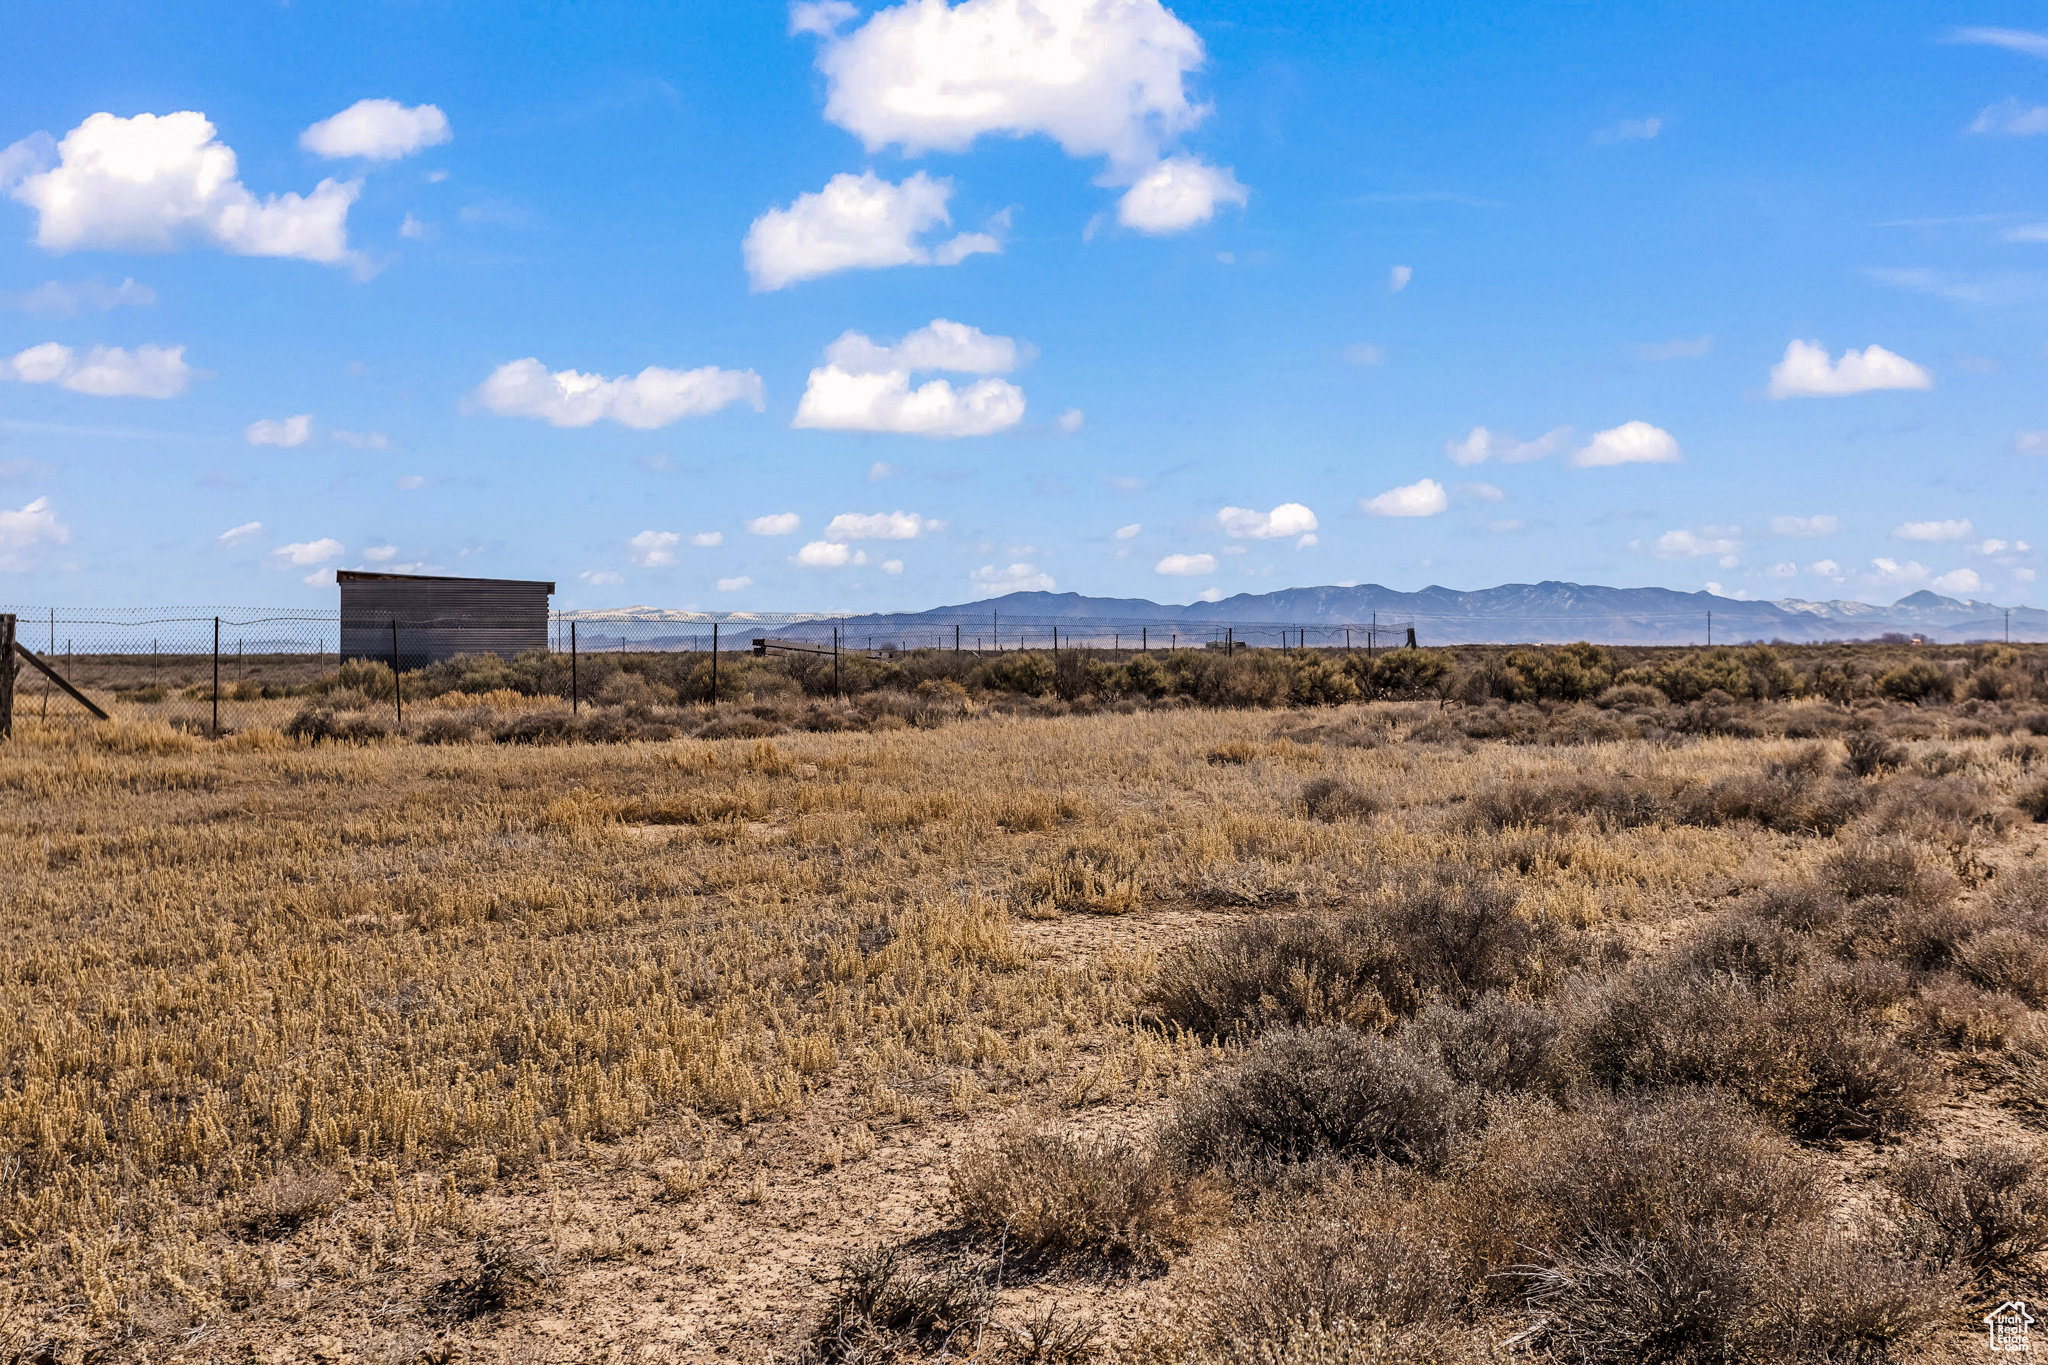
338 571 555 668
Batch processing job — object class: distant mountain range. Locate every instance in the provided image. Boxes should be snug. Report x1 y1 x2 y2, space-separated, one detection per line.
569 582 2047 647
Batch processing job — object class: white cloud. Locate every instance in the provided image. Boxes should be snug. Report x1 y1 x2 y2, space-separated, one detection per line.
882 558 904 574
217 521 263 545
867 461 904 480
1770 514 1839 537
245 414 312 447
1766 339 1932 398
795 318 1027 437
363 544 399 562
791 1 860 36
742 170 999 290
1116 156 1247 233
579 569 624 587
1343 343 1384 366
301 100 451 160
746 512 801 536
1194 586 1223 602
302 568 336 586
2018 431 2048 455
0 496 70 570
395 474 426 490
273 538 343 566
1932 568 1983 595
1869 557 1930 586
0 342 191 398
1968 98 2048 135
1894 518 1974 542
332 429 390 450
970 561 1056 593
716 575 754 591
1457 482 1506 502
1594 117 1661 143
7 112 360 266
2 276 154 318
1653 527 1741 559
1360 478 1448 517
1058 408 1085 433
1444 425 1568 465
1114 523 1141 540
400 213 427 240
1389 265 1412 292
1572 420 1682 467
474 357 764 429
795 540 854 567
1155 552 1216 576
691 531 724 547
1810 559 1844 581
1945 26 2048 58
629 530 681 567
1766 561 1797 578
1218 502 1317 539
1635 334 1713 362
807 0 1208 176
825 510 942 540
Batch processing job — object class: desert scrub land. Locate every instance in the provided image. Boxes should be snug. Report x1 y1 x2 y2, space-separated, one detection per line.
4 659 2048 1363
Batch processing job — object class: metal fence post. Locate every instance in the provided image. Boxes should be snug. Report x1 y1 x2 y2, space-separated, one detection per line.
571 620 578 714
212 616 220 738
0 614 15 742
710 621 719 704
390 619 402 731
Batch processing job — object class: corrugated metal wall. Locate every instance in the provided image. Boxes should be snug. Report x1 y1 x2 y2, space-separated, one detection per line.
338 572 554 667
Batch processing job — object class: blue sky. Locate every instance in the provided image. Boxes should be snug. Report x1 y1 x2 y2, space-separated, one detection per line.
0 0 2043 611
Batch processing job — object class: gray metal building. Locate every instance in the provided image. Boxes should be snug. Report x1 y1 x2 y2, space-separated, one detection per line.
338 571 555 668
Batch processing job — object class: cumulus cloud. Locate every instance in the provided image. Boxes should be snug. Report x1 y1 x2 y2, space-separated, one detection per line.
2 276 154 318
743 170 1000 290
629 530 681 567
1458 482 1506 502
825 510 942 540
1932 568 1983 595
1869 558 1930 586
474 357 764 429
1572 420 1682 467
794 540 855 567
217 521 263 545
245 414 312 447
0 496 70 570
1767 561 1797 578
1767 339 1931 398
1652 527 1742 561
1218 502 1317 540
1116 156 1247 233
868 461 904 480
691 531 723 547
1114 522 1141 540
0 342 191 398
971 562 1056 593
1058 408 1085 433
1444 425 1568 465
1810 559 1844 581
716 575 754 591
1968 98 2048 136
301 100 451 160
1894 518 1974 542
794 318 1026 437
1154 552 1215 576
6 112 361 266
747 513 801 536
363 545 399 562
1770 514 1839 537
1360 478 1448 517
273 538 343 567
1389 265 1412 292
332 429 390 450
806 0 1207 176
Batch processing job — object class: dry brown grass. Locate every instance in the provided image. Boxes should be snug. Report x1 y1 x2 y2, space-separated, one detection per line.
1 696 2043 1359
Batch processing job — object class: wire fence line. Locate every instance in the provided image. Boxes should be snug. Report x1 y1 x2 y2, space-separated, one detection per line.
0 605 1420 738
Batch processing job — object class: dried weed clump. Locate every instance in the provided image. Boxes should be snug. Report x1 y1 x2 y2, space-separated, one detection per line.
951 1124 1224 1263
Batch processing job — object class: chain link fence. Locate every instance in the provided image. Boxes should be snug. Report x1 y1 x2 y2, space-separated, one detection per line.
0 605 1420 740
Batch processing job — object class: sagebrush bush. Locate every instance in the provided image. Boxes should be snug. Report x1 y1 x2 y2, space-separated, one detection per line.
1297 777 1381 823
1144 915 1405 1039
1885 1143 2048 1277
1162 1027 1467 1175
1843 730 1903 778
1400 994 1561 1095
949 1126 1220 1263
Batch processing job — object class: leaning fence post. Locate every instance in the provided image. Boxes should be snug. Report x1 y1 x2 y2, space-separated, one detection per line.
390 619 402 731
0 614 16 741
212 616 220 738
